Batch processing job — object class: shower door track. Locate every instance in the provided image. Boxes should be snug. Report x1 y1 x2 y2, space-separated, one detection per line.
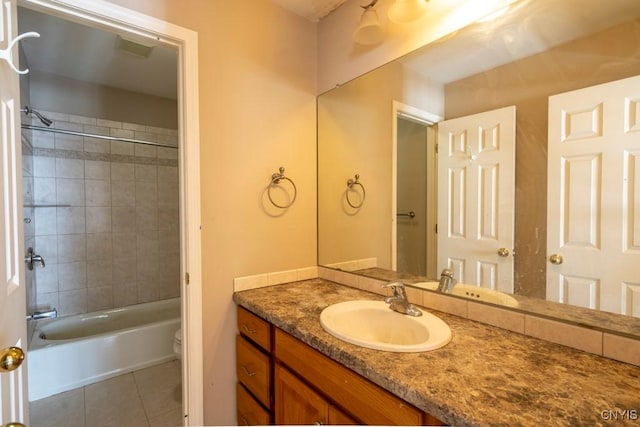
22 124 178 149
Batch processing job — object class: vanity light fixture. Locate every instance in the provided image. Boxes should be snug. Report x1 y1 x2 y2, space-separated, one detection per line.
476 5 511 23
353 0 385 45
387 0 429 24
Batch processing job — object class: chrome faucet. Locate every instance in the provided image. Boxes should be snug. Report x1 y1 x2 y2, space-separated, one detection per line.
437 269 456 293
25 247 45 270
382 282 422 317
26 308 57 321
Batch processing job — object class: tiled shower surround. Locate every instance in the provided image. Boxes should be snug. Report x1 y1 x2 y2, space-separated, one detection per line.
23 110 180 316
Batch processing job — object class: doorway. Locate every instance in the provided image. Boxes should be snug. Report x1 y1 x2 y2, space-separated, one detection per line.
0 0 202 424
391 102 440 279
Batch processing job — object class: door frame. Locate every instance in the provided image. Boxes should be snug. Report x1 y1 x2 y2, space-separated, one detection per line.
391 101 441 276
17 0 203 424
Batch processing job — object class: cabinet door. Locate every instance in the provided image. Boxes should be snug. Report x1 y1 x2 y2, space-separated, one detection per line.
275 364 329 425
237 383 270 426
328 405 359 425
237 335 271 408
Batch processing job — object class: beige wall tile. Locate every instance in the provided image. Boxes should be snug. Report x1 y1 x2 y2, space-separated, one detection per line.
603 334 640 367
467 302 525 334
525 316 603 355
268 269 298 286
422 291 468 318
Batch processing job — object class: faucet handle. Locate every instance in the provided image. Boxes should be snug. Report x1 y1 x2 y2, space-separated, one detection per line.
440 268 454 278
382 282 406 299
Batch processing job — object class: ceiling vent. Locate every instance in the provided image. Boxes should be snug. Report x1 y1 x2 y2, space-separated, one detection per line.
116 35 154 58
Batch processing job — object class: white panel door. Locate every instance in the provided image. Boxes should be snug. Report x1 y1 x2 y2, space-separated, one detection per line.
437 106 516 292
547 74 640 317
0 0 29 424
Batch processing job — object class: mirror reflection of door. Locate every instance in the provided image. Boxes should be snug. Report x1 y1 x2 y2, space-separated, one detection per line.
437 106 516 293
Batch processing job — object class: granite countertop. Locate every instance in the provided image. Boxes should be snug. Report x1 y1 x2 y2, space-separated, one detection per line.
233 279 640 426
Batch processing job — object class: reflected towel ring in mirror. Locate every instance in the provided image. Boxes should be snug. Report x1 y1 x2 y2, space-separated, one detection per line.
346 174 366 208
268 167 297 209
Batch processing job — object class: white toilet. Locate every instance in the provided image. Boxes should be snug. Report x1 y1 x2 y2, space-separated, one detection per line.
173 328 182 360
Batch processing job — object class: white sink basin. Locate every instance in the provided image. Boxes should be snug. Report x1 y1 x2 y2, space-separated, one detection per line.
320 300 451 352
412 282 519 308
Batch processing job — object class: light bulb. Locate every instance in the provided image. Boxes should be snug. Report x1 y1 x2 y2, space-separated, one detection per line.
388 0 428 24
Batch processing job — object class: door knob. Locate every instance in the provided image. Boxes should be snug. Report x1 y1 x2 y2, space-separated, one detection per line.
0 346 25 373
497 248 510 257
549 254 564 265
2 423 26 427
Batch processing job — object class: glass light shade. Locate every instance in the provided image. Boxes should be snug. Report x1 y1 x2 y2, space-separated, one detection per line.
388 0 427 24
353 9 385 45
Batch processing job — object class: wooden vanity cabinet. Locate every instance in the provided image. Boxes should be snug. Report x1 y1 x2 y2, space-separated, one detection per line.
274 364 358 425
236 306 444 426
236 307 273 425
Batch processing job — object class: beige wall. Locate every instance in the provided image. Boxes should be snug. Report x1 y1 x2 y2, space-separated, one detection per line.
318 60 442 269
445 19 640 298
29 71 178 129
105 1 318 424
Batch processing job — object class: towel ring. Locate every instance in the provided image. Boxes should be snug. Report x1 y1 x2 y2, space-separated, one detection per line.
346 174 366 209
268 167 297 209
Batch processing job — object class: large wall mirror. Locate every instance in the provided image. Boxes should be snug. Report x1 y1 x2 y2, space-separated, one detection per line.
318 0 640 337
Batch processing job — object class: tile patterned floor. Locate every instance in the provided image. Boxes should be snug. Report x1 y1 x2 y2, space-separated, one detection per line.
29 360 183 427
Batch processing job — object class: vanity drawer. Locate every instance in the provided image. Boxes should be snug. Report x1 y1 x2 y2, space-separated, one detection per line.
238 306 271 351
236 335 271 408
274 328 423 426
237 383 270 425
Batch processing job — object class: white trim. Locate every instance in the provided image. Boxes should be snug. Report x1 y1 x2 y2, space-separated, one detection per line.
391 101 441 276
18 0 203 425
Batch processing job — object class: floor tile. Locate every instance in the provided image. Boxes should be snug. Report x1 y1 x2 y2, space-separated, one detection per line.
84 374 149 427
148 407 183 427
30 388 85 427
134 361 182 419
30 362 181 427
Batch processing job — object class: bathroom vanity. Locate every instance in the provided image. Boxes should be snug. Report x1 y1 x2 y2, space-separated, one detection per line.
237 305 442 425
234 279 640 426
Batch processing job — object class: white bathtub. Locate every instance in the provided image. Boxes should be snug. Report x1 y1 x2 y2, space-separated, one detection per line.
27 297 181 401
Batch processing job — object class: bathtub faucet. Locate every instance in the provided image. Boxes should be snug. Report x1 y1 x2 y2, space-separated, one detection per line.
26 308 58 321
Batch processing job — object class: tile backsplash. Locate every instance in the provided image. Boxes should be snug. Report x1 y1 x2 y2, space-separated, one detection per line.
23 110 180 316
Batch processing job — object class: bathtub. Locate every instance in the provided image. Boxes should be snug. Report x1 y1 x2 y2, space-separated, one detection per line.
27 297 181 401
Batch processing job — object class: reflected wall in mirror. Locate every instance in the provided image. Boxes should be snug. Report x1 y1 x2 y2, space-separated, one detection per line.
318 0 640 334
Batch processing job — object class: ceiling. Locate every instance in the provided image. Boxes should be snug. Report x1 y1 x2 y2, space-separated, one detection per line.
16 1 345 101
18 6 178 100
17 0 640 103
270 0 349 22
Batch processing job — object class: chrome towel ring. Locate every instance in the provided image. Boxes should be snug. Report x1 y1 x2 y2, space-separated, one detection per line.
268 167 297 209
346 174 366 209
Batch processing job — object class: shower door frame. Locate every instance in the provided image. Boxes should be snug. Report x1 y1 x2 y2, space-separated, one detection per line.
17 0 203 425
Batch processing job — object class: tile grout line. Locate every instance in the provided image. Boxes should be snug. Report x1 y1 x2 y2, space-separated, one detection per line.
130 371 152 426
